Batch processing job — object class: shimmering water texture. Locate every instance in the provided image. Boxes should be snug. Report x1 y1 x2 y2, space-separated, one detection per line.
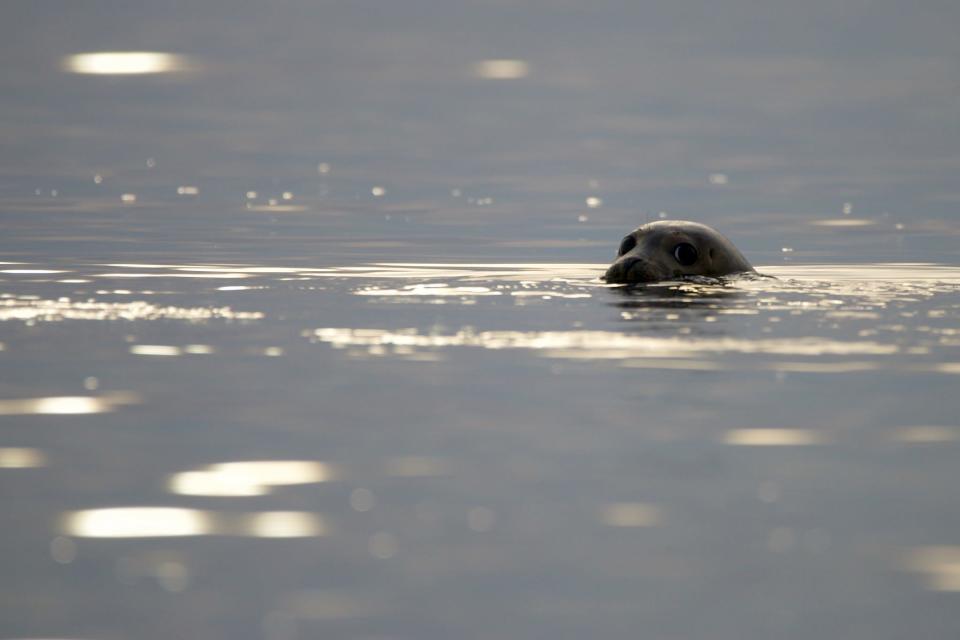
283 261 960 374
4 260 959 373
4 261 960 637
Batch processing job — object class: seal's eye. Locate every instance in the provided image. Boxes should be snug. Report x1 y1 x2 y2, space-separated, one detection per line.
618 235 636 256
673 243 699 266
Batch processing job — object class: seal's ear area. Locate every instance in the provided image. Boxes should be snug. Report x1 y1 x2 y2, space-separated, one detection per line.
617 235 637 257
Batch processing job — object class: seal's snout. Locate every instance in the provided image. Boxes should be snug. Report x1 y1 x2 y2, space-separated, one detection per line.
604 256 655 284
618 256 641 274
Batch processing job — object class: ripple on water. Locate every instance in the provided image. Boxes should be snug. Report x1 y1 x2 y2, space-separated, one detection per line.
0 393 139 415
290 261 960 373
60 507 328 538
0 295 263 323
2 262 958 372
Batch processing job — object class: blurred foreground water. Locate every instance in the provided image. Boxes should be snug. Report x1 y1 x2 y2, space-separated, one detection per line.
2 1 960 639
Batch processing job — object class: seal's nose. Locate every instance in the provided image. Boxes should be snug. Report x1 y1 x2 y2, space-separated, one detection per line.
604 256 642 283
618 256 641 274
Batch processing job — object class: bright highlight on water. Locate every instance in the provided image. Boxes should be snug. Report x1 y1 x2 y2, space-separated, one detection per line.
62 51 188 75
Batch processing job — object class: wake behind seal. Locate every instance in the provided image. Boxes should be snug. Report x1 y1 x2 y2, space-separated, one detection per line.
603 220 755 284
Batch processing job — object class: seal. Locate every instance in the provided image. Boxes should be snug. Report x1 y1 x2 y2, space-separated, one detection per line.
603 220 755 284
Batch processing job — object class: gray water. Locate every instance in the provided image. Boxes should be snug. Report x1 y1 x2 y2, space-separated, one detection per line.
3 2 960 639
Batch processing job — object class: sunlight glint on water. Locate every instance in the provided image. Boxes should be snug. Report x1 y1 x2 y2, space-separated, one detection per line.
62 51 189 75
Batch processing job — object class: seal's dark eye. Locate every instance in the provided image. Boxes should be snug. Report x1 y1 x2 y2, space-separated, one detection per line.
618 235 636 256
673 243 698 266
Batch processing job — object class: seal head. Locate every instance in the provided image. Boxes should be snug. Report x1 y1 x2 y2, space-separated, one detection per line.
603 220 755 284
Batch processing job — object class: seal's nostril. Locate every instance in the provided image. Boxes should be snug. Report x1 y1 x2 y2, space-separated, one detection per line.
604 256 643 283
619 256 641 273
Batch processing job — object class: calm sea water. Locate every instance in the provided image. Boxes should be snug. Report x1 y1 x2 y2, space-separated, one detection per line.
3 2 960 639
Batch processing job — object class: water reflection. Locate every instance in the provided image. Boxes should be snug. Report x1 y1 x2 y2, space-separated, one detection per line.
308 327 900 360
7 260 955 293
130 345 183 357
356 283 503 298
0 295 262 323
4 260 958 382
168 471 269 497
761 263 960 284
61 507 327 538
278 260 960 375
62 51 189 75
902 546 960 591
723 428 826 446
168 460 335 497
599 503 662 527
63 507 212 538
608 279 744 317
0 447 47 468
472 59 531 80
243 512 326 538
888 426 959 444
810 219 876 227
129 344 221 357
0 269 68 274
0 393 138 415
384 456 450 477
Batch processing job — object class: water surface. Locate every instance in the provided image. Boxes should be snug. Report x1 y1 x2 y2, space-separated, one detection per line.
2 1 960 639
